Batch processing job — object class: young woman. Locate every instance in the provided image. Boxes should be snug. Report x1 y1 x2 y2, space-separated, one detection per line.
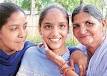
0 2 34 76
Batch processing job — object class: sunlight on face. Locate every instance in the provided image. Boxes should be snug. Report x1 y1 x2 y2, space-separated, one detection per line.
72 12 104 47
40 8 68 51
0 11 27 54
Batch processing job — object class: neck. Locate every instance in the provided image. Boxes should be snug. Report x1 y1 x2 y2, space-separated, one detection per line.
0 43 16 55
52 46 67 56
87 36 105 56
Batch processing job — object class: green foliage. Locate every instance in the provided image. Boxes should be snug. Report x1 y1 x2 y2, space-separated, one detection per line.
21 0 31 10
4 0 104 12
83 0 103 9
35 0 80 13
55 0 80 12
66 38 78 46
26 35 42 43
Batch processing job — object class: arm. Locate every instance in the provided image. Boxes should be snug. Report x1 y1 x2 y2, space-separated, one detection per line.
45 49 78 76
71 50 88 76
44 42 78 76
46 45 87 76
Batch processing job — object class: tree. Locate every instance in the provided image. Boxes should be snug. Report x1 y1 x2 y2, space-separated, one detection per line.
21 0 31 10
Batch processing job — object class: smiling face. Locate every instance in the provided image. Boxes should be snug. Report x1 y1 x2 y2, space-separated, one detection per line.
0 11 27 54
72 12 104 47
39 8 68 51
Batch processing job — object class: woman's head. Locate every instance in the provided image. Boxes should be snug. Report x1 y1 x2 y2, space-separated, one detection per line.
71 4 106 48
0 2 27 54
0 2 25 29
39 4 69 52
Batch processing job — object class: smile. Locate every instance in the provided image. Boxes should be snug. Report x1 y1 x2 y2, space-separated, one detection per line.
50 38 61 42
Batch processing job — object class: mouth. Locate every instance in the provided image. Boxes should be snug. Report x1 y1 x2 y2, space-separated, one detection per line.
49 38 61 42
79 35 90 38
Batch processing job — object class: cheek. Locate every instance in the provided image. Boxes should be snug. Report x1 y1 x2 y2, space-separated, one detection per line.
2 35 15 43
92 26 103 36
73 30 79 37
62 32 68 38
1 31 18 42
40 32 49 42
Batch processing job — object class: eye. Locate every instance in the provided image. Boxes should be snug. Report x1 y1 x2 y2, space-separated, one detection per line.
43 24 53 30
73 24 80 29
23 23 27 30
10 25 18 31
59 24 67 29
85 21 94 27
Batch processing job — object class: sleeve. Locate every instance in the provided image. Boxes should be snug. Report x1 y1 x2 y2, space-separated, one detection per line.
68 47 81 55
69 44 87 55
16 46 38 76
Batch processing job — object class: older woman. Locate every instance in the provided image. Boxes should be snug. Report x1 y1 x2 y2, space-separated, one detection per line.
72 4 107 76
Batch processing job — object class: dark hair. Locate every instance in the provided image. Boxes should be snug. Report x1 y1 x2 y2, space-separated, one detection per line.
72 4 103 22
39 3 69 30
0 2 25 29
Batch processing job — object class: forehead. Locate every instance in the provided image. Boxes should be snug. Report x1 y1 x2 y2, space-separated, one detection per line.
73 12 98 23
5 11 26 26
8 11 25 21
42 8 67 22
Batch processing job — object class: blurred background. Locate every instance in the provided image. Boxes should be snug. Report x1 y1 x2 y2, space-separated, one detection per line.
0 0 107 46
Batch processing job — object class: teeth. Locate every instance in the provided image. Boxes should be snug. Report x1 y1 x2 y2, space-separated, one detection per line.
50 38 60 42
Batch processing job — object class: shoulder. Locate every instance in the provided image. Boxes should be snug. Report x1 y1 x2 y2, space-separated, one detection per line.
24 41 37 49
23 45 46 59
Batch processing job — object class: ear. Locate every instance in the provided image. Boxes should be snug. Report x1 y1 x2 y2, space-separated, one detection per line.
101 19 106 27
38 27 43 38
101 19 107 34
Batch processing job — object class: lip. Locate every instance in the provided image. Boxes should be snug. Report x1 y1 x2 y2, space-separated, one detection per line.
49 38 61 42
79 35 90 39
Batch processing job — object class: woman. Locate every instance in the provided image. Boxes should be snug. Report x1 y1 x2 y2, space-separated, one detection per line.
0 2 35 76
72 4 107 76
16 4 86 76
46 4 107 76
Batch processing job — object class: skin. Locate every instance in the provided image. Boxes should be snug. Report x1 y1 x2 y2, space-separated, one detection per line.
44 11 106 76
40 8 86 76
39 8 68 55
0 11 27 55
72 12 105 55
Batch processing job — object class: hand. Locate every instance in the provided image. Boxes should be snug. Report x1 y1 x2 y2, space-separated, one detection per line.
70 50 88 76
43 41 65 67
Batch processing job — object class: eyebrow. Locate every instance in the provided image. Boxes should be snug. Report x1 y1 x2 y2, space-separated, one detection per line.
43 22 52 25
23 22 27 25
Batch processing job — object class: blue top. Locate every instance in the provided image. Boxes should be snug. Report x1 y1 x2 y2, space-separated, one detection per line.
17 46 79 76
87 37 107 76
0 41 35 76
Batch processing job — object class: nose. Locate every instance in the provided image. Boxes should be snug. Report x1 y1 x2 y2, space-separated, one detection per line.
51 27 59 37
18 28 26 38
80 25 87 34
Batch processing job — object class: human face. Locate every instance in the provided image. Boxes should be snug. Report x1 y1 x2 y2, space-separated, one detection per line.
72 12 104 47
0 11 27 54
40 8 68 51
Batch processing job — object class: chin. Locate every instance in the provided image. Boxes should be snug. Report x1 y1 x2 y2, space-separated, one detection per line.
49 45 61 50
16 46 24 51
81 41 92 46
